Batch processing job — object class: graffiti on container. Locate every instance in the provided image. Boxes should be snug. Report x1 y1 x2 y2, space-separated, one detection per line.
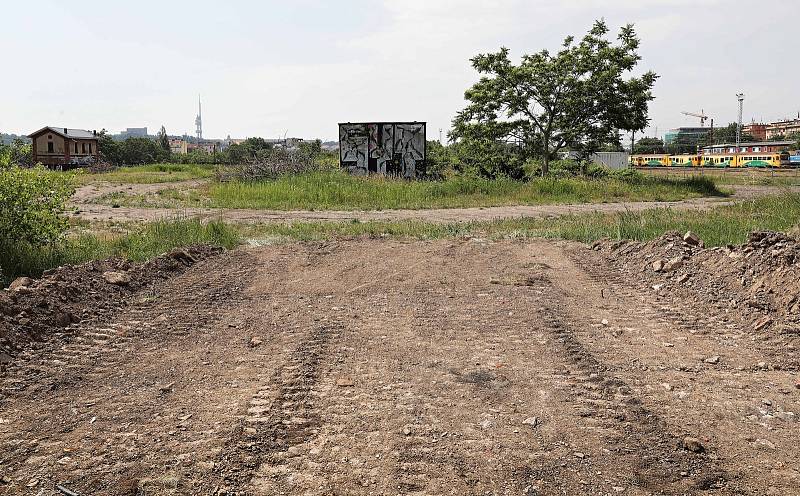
339 122 426 178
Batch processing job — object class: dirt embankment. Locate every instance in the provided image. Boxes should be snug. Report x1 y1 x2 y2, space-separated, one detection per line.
0 246 222 367
594 230 800 369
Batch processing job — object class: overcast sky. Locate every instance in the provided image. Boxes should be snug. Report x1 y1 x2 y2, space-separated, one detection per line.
1 0 798 141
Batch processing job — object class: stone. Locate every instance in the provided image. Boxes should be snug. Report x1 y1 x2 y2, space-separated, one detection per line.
102 271 131 286
663 256 684 272
754 317 773 331
652 284 665 291
683 231 702 246
9 277 33 291
249 337 263 348
522 416 540 428
704 355 721 365
336 378 354 387
652 260 665 272
402 427 412 436
677 273 691 284
681 436 705 453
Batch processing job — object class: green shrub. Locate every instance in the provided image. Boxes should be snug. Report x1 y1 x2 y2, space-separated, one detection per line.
0 166 74 246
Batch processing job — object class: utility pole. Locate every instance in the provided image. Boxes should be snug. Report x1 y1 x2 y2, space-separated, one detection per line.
736 93 745 150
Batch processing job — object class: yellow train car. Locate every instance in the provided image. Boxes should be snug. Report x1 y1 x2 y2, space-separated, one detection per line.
701 152 790 168
630 154 670 167
669 154 702 167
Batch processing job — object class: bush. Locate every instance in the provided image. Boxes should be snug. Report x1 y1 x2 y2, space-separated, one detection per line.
0 166 74 283
0 166 74 246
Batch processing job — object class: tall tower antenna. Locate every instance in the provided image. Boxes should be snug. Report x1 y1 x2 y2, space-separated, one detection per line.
195 95 203 140
736 93 745 150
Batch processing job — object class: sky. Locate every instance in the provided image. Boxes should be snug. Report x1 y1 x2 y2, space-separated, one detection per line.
1 0 798 142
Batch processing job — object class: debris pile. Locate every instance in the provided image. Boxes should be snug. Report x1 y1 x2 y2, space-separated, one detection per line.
0 246 222 361
595 230 800 349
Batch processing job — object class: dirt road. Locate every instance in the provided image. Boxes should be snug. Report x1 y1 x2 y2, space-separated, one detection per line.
1 239 797 495
69 182 800 225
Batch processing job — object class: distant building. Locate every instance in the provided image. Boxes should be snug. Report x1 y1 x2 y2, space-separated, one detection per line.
28 126 99 168
701 140 795 155
664 127 710 148
168 137 188 155
188 140 219 154
766 119 800 140
119 127 148 138
743 123 767 141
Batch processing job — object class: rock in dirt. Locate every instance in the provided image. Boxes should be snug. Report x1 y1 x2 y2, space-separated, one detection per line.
522 416 541 428
652 260 666 272
663 256 684 272
8 277 33 291
754 317 773 331
249 336 263 348
103 271 131 286
683 231 702 246
681 436 705 453
704 355 721 365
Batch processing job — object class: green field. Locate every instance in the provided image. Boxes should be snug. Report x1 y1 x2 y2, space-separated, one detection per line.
93 170 725 211
75 163 217 184
237 193 800 247
4 192 799 286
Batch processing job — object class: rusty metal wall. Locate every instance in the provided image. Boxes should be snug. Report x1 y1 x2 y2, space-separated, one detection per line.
339 122 426 178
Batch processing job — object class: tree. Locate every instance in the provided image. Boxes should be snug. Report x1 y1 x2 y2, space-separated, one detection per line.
711 123 754 145
157 126 170 154
633 137 665 154
451 20 657 176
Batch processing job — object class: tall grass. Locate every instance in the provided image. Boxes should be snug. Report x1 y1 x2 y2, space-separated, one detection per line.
239 193 800 247
0 219 239 286
209 170 723 211
75 163 217 184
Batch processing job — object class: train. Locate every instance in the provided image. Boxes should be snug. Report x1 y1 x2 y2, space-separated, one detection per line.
631 151 795 168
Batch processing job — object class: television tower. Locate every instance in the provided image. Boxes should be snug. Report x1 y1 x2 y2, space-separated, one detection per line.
195 95 203 140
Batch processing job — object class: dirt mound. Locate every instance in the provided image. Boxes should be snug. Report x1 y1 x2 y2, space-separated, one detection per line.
0 246 223 362
594 230 800 366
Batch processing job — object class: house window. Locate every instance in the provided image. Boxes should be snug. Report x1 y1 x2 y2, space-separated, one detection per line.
89 143 92 154
82 143 86 154
74 143 78 154
47 142 54 153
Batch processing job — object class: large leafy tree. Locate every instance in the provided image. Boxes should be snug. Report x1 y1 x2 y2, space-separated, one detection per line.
451 20 657 175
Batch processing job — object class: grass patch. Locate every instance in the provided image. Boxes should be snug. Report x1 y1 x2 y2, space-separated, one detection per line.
0 219 239 286
96 187 212 208
208 170 724 211
75 163 217 184
239 193 800 247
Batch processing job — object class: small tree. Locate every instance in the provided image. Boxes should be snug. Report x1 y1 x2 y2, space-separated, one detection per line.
451 20 657 176
157 125 170 155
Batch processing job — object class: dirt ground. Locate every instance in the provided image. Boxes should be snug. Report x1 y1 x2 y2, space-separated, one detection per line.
69 181 799 224
1 238 797 495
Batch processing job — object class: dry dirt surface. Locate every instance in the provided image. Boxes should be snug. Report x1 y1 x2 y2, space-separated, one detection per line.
1 237 798 495
69 184 800 225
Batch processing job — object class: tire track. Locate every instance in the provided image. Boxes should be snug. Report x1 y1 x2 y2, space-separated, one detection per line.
209 322 345 494
521 270 740 495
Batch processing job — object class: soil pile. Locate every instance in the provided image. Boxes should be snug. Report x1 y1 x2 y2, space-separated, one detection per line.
595 230 800 365
0 246 222 361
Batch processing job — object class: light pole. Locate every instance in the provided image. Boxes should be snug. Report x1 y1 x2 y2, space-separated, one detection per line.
736 93 745 151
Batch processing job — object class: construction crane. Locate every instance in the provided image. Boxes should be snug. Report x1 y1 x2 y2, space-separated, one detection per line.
682 110 709 127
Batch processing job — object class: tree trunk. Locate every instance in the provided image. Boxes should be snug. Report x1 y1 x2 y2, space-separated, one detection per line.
541 134 550 177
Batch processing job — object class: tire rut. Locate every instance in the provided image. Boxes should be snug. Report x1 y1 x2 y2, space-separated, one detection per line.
209 322 345 494
524 271 740 495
